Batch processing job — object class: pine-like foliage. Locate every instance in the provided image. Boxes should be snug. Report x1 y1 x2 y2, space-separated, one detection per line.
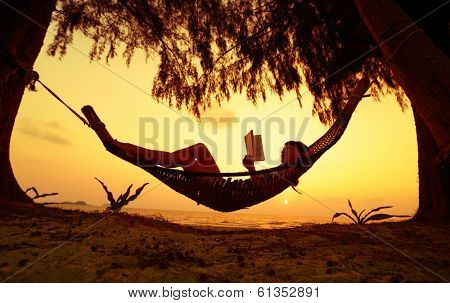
49 0 444 122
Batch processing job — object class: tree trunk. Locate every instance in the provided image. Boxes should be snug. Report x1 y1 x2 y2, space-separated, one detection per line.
0 0 57 202
353 0 450 222
353 0 450 155
413 110 450 222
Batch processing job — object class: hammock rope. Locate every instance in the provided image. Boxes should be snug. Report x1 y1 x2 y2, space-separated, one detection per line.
29 71 91 126
33 71 371 212
27 70 300 177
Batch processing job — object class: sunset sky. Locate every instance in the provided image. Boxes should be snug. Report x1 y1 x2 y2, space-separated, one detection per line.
11 30 419 218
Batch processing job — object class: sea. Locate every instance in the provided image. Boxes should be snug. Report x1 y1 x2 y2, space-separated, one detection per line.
129 208 335 229
54 203 337 229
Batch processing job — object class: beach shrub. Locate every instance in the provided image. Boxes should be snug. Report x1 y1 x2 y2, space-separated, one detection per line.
332 200 410 224
25 187 58 200
95 178 148 212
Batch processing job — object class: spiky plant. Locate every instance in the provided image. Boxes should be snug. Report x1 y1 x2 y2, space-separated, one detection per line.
25 187 58 200
95 178 149 213
332 200 410 224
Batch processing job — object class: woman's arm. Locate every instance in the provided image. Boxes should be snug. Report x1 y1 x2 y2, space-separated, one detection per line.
242 155 256 172
242 155 265 180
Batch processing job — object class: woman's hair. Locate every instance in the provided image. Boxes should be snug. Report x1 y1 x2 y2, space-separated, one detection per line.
284 141 312 167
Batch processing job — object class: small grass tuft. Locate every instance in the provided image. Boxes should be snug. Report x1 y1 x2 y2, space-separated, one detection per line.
332 199 410 224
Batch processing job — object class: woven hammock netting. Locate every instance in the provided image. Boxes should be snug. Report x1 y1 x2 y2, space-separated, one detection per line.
144 165 307 212
138 113 352 212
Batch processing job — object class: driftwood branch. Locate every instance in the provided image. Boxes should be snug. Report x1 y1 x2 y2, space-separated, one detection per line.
25 187 59 200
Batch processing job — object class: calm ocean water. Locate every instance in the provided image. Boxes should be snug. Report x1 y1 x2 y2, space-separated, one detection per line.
54 204 335 228
129 208 334 229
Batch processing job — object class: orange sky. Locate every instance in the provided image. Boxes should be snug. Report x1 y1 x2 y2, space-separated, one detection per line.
11 31 419 217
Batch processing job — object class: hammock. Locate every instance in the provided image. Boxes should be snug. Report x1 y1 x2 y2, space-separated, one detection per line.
25 66 370 212
145 165 306 212
79 76 371 212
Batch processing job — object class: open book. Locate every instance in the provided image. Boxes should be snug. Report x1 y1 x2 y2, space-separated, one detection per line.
244 130 265 161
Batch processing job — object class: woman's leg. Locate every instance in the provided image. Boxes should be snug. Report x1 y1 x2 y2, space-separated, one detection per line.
104 140 220 172
81 106 219 172
170 143 220 173
82 106 174 167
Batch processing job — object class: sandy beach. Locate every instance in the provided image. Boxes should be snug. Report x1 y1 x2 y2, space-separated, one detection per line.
0 199 448 282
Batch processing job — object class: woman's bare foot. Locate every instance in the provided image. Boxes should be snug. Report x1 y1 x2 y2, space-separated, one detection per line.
81 105 114 145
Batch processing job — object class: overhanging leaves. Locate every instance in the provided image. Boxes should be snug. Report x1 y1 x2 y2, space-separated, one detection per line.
51 0 405 121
